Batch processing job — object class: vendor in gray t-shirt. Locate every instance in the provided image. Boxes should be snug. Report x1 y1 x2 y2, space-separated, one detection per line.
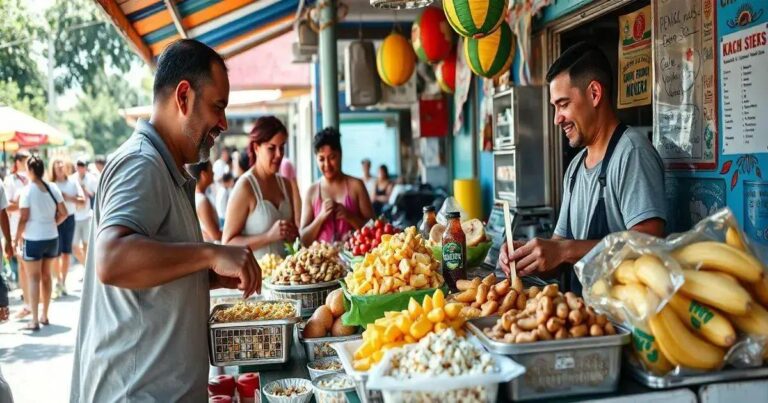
70 40 260 402
500 42 666 295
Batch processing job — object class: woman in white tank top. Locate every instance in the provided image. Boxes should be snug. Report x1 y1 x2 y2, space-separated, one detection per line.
222 117 302 259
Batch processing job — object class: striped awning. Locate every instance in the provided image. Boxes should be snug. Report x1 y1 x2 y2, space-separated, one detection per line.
94 0 306 65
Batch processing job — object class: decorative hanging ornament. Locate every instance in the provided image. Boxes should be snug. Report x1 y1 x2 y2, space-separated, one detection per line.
443 0 509 38
377 32 417 86
370 0 433 10
436 51 457 93
412 6 455 64
463 21 514 78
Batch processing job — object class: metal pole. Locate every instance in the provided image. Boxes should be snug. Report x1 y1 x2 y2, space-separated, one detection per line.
318 0 339 129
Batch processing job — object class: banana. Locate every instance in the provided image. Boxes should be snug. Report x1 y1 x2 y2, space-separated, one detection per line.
729 303 768 336
429 224 445 244
649 306 725 370
614 259 639 284
668 294 736 347
610 283 659 320
631 323 674 375
680 270 752 315
461 219 486 247
635 254 675 298
726 226 747 251
672 241 764 283
749 277 768 307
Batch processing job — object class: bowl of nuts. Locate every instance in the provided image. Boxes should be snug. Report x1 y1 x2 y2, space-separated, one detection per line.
307 356 344 380
312 373 357 403
263 378 313 403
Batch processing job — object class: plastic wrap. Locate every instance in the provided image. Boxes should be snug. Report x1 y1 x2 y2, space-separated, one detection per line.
576 208 768 377
436 196 469 226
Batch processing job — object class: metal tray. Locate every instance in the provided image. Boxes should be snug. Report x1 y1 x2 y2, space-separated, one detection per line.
208 300 302 367
297 323 363 361
626 360 768 389
264 280 342 317
468 316 630 401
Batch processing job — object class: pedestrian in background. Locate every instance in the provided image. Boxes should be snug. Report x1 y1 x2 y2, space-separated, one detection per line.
4 152 29 319
50 159 84 298
189 161 222 242
69 160 96 266
15 157 68 331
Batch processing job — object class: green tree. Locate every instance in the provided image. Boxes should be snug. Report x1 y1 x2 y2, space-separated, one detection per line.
0 0 46 118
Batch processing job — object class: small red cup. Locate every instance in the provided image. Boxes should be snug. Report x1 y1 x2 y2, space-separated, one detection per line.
208 375 235 397
236 372 261 398
209 395 232 403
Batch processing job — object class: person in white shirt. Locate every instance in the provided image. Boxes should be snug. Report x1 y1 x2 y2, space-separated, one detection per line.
4 152 30 319
51 159 85 298
188 161 221 242
69 160 97 267
212 147 231 183
16 157 68 331
361 159 376 199
216 173 234 228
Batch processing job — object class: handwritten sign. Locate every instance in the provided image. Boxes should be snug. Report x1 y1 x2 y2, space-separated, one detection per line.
653 0 717 169
720 22 768 155
618 6 652 108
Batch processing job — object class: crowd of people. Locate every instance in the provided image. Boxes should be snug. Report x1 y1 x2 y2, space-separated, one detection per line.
0 152 104 332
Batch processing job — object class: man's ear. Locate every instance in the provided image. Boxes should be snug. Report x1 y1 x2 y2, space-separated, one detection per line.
588 80 604 107
175 80 193 115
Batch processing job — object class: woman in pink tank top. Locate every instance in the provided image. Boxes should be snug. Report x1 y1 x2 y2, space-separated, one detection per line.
300 127 374 244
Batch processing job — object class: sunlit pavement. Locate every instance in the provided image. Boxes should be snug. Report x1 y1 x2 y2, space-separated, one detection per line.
1 264 84 403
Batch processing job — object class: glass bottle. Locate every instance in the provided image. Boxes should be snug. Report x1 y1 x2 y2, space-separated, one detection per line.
441 211 467 292
419 206 437 239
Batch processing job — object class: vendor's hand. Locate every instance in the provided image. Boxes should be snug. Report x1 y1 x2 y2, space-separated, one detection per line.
499 241 526 277
0 306 8 321
209 270 241 290
210 245 261 298
279 220 299 241
509 238 567 277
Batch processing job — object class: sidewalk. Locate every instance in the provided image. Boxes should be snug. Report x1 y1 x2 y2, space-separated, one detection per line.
0 264 84 403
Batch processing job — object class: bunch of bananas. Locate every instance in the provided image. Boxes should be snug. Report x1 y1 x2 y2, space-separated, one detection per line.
598 228 768 373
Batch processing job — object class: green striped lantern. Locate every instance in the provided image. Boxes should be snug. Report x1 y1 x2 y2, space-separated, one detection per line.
463 21 514 79
443 0 509 39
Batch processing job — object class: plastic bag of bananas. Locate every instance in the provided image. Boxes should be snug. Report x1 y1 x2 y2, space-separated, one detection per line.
576 208 768 378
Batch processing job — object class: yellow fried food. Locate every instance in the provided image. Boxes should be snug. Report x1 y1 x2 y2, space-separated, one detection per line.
213 301 296 322
257 253 283 278
345 227 443 295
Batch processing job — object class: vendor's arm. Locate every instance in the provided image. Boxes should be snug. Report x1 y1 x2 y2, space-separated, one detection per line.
300 184 332 245
289 178 302 229
336 177 373 230
221 179 280 250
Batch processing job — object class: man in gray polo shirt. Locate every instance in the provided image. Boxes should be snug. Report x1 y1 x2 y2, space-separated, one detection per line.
500 42 666 294
71 40 260 402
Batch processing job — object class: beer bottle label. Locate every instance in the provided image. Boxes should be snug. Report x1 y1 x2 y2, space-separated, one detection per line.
442 242 464 271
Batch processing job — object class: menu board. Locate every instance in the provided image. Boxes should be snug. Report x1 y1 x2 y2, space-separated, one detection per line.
618 6 652 109
720 23 768 155
652 0 718 169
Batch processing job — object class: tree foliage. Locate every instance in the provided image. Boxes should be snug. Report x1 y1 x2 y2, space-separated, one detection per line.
0 0 46 118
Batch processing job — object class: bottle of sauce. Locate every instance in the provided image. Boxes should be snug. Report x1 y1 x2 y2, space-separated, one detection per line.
419 206 437 239
441 211 467 292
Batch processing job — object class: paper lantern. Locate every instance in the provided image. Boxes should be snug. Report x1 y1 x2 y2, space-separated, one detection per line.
377 32 416 87
443 0 509 38
463 22 514 78
412 7 455 64
435 51 456 93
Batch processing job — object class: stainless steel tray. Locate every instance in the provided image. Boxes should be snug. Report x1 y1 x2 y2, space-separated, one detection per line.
297 323 363 361
208 300 302 367
468 316 630 401
626 361 768 389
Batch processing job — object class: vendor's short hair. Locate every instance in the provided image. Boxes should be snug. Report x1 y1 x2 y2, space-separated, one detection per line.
313 127 342 153
153 39 227 101
546 42 613 100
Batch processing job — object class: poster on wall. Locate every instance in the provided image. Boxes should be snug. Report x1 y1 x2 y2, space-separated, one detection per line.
720 22 768 155
745 181 768 246
618 6 652 109
652 0 718 169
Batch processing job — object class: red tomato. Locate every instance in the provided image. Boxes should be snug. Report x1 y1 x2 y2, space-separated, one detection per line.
374 220 384 230
384 223 394 234
353 245 362 256
360 227 370 237
372 240 379 248
375 233 382 243
360 244 369 254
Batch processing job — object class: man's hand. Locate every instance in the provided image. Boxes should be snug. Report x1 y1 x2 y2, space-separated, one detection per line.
499 240 526 277
4 241 13 260
210 245 261 298
508 238 568 277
